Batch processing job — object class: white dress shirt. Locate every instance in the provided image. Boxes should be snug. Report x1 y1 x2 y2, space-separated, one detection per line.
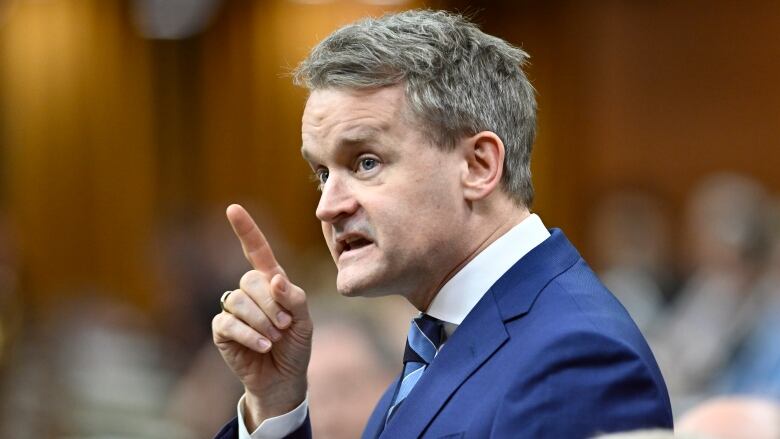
239 214 550 439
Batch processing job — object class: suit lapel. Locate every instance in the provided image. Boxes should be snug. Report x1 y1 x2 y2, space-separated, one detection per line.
362 376 399 439
379 290 508 438
371 228 580 438
491 228 580 320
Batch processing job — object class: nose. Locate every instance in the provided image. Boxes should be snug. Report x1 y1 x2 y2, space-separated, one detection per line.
315 173 359 223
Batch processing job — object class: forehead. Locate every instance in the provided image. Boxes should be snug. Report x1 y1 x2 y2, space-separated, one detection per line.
300 86 412 160
303 86 406 125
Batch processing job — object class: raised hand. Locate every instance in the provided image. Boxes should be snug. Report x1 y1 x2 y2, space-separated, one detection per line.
212 204 313 429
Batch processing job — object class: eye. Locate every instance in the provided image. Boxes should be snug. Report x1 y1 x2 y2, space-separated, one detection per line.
313 168 329 189
316 169 329 183
357 157 379 173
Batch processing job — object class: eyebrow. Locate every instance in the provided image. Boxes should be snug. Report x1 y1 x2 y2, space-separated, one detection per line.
301 128 382 163
339 128 381 144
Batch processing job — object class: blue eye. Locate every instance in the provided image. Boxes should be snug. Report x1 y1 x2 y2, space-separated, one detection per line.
316 169 329 184
359 157 378 171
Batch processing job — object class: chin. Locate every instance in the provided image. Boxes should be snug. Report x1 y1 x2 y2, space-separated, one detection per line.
335 271 393 298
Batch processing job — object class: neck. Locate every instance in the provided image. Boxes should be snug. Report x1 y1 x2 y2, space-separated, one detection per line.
408 205 531 311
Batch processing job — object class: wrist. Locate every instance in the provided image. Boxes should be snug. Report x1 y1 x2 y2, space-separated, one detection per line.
243 382 307 431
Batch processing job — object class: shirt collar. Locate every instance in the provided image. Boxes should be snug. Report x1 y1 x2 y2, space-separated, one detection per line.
426 214 550 334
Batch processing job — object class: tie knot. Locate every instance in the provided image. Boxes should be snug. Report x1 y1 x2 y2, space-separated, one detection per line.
403 314 444 365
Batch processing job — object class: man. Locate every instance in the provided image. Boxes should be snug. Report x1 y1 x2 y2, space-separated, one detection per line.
212 10 673 439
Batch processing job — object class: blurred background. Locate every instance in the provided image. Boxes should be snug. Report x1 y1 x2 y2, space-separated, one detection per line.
1 0 779 438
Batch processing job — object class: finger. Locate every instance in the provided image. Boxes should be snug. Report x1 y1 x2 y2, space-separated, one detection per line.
212 312 273 354
269 273 311 324
226 204 284 277
240 271 292 330
223 288 283 341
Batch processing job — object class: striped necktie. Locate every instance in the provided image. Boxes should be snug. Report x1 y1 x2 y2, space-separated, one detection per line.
386 313 444 423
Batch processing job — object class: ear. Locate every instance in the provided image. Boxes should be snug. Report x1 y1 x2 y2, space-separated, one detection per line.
460 131 505 201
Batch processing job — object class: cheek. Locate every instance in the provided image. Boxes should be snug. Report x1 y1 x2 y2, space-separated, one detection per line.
379 202 450 251
413 185 461 219
366 171 462 245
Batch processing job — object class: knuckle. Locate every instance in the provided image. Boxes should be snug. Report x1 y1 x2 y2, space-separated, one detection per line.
228 289 243 308
239 325 261 346
250 312 272 332
213 312 229 328
212 313 231 340
240 325 257 341
225 315 245 338
260 317 277 333
239 270 263 290
260 293 280 311
211 319 220 341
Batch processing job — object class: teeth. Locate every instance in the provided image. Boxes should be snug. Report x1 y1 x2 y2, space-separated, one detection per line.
341 236 372 253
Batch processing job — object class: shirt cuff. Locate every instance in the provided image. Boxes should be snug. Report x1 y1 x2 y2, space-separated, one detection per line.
237 394 309 439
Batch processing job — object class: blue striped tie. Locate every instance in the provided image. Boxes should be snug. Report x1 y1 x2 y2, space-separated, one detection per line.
386 314 444 423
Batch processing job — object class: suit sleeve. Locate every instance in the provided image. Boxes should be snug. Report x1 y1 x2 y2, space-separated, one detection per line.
490 330 673 438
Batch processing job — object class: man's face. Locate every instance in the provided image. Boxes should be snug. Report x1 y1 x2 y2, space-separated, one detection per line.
301 86 468 306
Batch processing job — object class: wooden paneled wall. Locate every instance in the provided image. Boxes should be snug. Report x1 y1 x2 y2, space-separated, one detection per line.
0 0 426 314
2 0 779 313
454 1 780 257
0 0 156 312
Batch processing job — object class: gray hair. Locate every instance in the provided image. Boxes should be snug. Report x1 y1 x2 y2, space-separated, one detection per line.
293 10 537 207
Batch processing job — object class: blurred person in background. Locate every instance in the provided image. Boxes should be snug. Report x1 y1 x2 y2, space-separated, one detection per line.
0 205 273 438
0 292 187 439
306 295 400 439
647 173 773 412
588 189 676 333
676 397 780 439
211 9 671 439
593 398 780 438
166 341 245 437
709 199 780 400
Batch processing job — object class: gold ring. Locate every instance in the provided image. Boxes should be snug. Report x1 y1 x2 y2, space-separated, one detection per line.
220 290 232 312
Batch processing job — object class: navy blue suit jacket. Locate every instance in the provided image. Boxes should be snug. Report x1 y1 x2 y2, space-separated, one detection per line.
215 229 673 438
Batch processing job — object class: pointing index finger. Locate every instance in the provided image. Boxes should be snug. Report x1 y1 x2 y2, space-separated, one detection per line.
226 204 284 276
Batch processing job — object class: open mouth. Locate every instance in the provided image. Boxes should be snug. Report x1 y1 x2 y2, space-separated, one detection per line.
343 237 372 252
338 235 374 257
